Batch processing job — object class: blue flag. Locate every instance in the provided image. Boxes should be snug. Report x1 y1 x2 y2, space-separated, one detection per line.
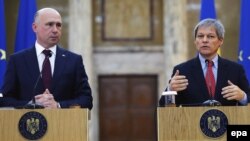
0 0 7 88
200 0 216 20
14 0 37 52
238 0 250 82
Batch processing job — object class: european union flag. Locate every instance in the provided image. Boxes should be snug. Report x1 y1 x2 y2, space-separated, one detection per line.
200 0 216 20
0 0 6 88
238 0 250 82
14 0 37 52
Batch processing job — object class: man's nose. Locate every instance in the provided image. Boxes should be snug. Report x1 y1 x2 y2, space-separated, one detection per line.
51 25 59 32
202 36 208 42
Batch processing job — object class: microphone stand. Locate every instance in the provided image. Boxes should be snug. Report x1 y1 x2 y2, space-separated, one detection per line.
23 52 52 109
24 98 44 109
23 72 44 109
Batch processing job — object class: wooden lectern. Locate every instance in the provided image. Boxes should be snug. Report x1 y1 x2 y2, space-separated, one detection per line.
0 109 89 141
157 105 250 141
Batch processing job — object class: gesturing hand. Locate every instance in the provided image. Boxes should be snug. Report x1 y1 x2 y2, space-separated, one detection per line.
221 80 245 101
169 70 188 91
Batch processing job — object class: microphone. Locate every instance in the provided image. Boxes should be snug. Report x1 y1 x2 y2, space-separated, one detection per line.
202 100 221 106
162 91 177 106
24 51 52 109
202 60 221 106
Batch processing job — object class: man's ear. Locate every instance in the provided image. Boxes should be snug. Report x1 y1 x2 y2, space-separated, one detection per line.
32 23 37 33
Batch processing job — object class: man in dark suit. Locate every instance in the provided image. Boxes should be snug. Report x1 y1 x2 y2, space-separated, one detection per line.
0 8 93 109
159 18 249 107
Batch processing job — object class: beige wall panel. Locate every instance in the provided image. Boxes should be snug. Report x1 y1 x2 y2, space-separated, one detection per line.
105 0 150 38
93 0 163 46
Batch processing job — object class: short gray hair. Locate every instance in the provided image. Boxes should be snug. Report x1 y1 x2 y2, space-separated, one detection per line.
193 18 225 40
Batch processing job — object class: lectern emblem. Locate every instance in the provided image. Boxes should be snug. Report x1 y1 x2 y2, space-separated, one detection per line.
26 118 40 134
19 111 47 140
200 109 228 138
208 115 220 132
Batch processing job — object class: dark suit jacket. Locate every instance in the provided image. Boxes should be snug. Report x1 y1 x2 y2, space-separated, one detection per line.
1 46 93 109
159 56 250 106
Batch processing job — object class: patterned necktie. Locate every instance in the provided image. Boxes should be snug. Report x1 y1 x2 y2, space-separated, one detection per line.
42 50 52 89
205 60 215 98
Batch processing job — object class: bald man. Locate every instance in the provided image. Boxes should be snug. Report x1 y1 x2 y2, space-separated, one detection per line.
1 8 93 109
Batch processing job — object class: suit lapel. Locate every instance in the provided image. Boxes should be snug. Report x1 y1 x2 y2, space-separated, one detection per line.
215 57 228 98
24 47 40 84
51 47 67 92
24 47 45 93
192 57 210 99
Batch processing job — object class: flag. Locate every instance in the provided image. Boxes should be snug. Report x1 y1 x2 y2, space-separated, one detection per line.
200 0 216 20
0 0 7 88
238 0 250 82
14 0 37 52
200 0 221 55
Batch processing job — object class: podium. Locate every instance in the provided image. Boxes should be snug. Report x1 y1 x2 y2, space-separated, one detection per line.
157 105 250 141
0 108 89 141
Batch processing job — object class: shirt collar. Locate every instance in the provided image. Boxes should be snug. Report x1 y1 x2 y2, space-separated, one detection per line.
35 41 57 56
199 53 218 69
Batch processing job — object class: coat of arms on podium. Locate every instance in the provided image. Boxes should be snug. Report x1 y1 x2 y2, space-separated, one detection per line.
18 111 47 140
200 109 228 138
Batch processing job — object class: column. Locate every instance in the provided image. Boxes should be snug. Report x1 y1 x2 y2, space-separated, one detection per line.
69 0 98 141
